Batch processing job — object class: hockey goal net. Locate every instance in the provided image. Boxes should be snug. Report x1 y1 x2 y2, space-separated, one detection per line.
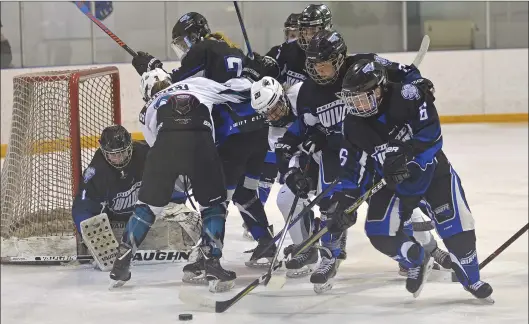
1 67 121 264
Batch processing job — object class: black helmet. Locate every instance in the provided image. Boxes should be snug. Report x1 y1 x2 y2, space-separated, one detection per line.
340 59 388 118
284 13 301 42
305 29 347 85
99 125 133 169
171 12 211 60
297 4 332 50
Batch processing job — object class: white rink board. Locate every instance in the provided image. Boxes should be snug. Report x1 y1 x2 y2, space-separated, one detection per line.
1 124 528 324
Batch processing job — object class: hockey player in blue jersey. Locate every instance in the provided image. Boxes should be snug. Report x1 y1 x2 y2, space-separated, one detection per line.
72 125 198 271
326 59 493 302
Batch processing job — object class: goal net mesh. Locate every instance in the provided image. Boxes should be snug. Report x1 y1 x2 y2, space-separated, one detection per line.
1 67 120 262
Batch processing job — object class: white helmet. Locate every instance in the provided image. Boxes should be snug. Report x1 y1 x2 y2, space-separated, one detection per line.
140 68 172 102
250 76 289 122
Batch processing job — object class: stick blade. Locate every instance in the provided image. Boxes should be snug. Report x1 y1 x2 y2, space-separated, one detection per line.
266 274 287 290
412 35 430 67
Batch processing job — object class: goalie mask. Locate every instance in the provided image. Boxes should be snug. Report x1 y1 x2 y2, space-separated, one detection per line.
340 59 388 118
297 4 332 50
171 12 211 60
251 76 290 125
99 125 133 169
305 29 347 85
140 68 172 102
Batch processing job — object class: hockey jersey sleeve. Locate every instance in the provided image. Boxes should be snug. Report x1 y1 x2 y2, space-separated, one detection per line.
138 101 159 147
170 43 207 83
71 159 107 233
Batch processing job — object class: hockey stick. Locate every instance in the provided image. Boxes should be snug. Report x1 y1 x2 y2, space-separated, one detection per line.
412 35 430 67
233 1 254 59
73 1 138 57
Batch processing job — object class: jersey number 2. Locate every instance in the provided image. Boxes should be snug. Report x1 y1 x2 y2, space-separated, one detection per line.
225 56 243 77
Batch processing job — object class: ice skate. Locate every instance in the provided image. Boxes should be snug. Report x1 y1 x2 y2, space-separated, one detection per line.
406 252 434 298
108 244 133 289
245 231 277 268
465 280 494 304
284 244 318 278
182 251 207 285
205 256 236 293
310 250 337 294
337 231 347 267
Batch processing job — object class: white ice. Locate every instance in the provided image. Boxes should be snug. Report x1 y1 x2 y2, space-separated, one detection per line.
1 124 528 324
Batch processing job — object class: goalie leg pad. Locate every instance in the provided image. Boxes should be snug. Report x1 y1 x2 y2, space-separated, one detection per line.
161 202 202 247
80 213 120 272
121 204 156 251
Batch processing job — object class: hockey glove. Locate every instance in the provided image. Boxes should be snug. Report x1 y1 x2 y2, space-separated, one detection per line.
275 140 298 174
132 51 164 76
300 130 326 155
383 140 413 188
242 52 280 82
324 191 358 234
284 167 312 199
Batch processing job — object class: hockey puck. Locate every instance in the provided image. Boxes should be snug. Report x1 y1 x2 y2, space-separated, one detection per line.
179 314 193 321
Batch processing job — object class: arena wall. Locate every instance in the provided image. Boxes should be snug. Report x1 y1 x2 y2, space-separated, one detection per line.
1 49 527 157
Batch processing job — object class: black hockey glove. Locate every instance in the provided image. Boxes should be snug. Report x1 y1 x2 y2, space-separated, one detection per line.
324 191 358 234
300 130 326 155
132 51 164 76
284 167 312 199
242 52 280 82
411 78 436 101
383 140 414 188
275 139 298 175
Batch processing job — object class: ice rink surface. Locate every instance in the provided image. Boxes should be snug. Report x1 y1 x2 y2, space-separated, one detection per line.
1 124 528 324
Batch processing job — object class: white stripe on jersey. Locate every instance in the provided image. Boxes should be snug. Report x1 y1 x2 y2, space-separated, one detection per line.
140 77 252 146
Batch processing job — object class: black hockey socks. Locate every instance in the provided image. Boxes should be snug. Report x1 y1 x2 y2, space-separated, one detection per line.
443 230 481 286
201 202 228 257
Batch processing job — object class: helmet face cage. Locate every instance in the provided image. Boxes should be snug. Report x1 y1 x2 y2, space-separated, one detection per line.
297 5 332 50
306 53 345 85
284 27 299 42
99 126 133 169
341 88 380 117
263 94 290 122
171 34 197 60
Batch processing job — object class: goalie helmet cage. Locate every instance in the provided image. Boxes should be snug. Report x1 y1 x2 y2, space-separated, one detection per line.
1 66 121 264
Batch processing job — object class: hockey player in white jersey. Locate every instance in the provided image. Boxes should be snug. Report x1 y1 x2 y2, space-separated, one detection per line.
109 69 253 293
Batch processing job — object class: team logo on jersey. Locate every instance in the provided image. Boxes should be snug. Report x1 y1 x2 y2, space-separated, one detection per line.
111 181 142 214
83 167 96 183
285 70 306 88
401 84 420 100
374 55 392 66
315 99 346 127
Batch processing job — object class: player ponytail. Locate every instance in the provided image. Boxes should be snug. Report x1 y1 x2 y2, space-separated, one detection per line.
205 32 240 49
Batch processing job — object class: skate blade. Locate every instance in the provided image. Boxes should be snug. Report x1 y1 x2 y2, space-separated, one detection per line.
208 279 235 293
313 279 334 294
109 279 127 289
182 272 208 285
476 296 495 305
245 258 273 269
286 265 315 278
413 257 435 298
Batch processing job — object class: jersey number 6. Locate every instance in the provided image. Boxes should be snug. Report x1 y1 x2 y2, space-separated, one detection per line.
225 56 243 77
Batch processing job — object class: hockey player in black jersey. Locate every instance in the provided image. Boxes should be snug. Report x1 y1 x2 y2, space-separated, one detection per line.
265 13 301 63
72 125 196 271
326 59 493 302
257 5 331 209
275 29 450 292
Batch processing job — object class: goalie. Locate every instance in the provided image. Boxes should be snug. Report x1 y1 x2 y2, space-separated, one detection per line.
71 125 201 271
